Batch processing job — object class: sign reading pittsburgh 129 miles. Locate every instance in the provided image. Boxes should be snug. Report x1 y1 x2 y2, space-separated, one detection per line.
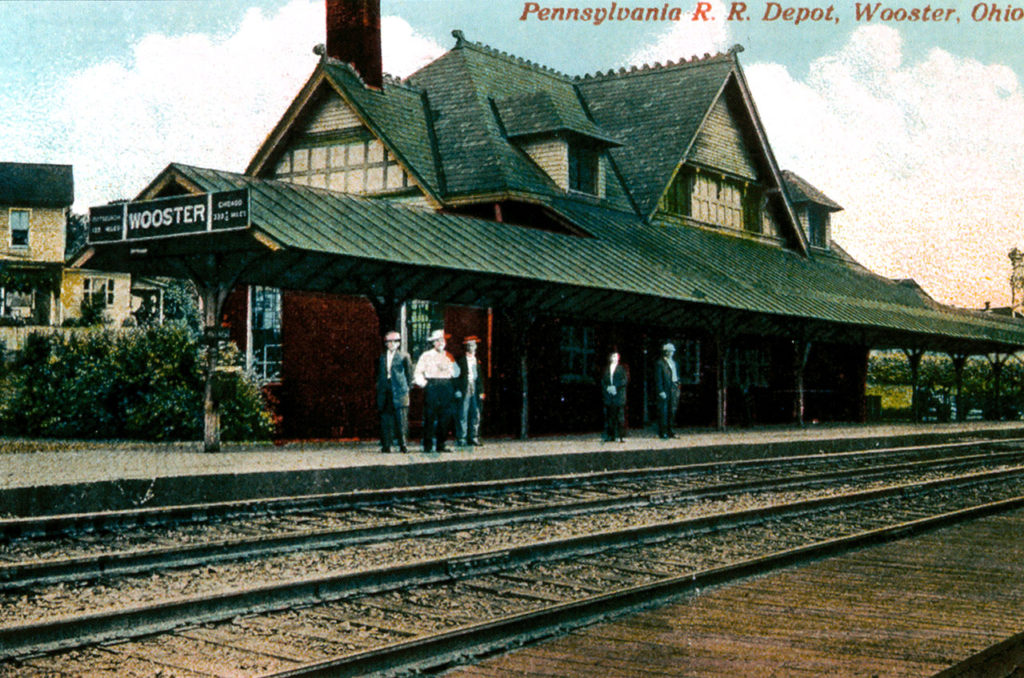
87 189 250 243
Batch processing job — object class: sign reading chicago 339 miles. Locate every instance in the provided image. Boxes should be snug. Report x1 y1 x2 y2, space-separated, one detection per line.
87 189 250 243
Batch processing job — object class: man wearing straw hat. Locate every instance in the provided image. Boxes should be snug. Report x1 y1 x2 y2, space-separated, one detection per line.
414 329 460 453
377 330 413 453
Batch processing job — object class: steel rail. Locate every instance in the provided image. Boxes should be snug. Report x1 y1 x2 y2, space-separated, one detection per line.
1 466 1022 661
2 449 1020 591
261 493 1024 678
3 437 1018 541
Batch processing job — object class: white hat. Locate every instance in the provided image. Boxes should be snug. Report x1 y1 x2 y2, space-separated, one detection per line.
427 329 445 343
662 342 676 351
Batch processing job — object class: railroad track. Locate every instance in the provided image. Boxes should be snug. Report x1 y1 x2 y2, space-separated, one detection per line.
2 442 1024 676
2 442 1022 593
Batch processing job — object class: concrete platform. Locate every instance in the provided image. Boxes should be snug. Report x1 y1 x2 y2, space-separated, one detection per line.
2 422 1024 518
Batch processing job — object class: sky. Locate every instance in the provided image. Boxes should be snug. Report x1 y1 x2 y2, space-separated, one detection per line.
2 0 1023 309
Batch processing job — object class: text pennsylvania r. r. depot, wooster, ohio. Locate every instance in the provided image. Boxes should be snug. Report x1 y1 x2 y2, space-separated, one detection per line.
519 2 1024 26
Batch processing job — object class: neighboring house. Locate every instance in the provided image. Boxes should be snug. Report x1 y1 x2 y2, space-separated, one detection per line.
0 162 159 348
79 1 1024 438
0 162 73 326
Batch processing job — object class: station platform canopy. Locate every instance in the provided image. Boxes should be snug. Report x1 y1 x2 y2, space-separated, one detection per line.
75 162 1024 356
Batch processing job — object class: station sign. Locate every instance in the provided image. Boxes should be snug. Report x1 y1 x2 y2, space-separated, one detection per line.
88 189 250 244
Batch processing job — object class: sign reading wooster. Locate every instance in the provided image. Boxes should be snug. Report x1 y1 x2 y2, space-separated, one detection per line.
87 189 250 244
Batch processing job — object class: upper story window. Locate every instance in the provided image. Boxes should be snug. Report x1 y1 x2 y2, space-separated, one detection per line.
807 209 829 248
569 146 600 195
661 168 764 235
274 133 411 195
9 209 29 248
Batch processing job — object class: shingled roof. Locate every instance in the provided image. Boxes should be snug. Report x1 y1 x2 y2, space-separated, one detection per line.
112 163 1024 351
783 169 844 211
0 162 73 207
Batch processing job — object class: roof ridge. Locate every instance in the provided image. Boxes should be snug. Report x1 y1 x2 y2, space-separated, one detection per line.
575 46 742 82
451 29 572 81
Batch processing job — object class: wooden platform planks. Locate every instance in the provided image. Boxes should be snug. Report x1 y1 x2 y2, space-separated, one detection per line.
443 510 1024 677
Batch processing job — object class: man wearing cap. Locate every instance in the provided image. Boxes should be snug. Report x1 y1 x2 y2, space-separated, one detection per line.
414 329 461 453
377 331 413 453
654 341 681 439
455 336 485 447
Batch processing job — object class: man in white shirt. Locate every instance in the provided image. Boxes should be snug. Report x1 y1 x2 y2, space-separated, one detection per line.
456 336 485 447
414 329 460 453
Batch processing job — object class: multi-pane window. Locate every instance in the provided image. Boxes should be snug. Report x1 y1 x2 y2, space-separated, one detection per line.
560 325 596 382
405 300 445 362
569 146 600 195
251 286 282 383
675 339 702 384
807 209 829 248
83 278 115 307
661 169 764 234
9 209 29 248
728 346 770 389
274 135 411 195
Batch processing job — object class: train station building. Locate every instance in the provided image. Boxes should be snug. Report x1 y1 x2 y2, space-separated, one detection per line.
76 0 1024 443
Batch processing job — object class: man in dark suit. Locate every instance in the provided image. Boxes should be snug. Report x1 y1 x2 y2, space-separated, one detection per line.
654 341 681 439
455 335 485 447
601 350 628 442
377 330 413 453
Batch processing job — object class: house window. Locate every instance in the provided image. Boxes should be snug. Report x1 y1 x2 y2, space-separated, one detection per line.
251 286 282 382
807 209 828 248
569 146 600 195
83 278 115 307
9 209 29 248
560 325 595 382
406 300 445 361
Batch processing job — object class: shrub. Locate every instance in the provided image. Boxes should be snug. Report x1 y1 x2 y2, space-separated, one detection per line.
0 326 274 441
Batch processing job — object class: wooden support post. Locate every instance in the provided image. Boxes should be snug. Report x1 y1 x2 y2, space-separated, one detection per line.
368 295 403 336
199 282 233 453
714 332 728 431
988 353 1010 420
902 348 924 423
949 353 968 422
793 339 812 427
502 306 535 440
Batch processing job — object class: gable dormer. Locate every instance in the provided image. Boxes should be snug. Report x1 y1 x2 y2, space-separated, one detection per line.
491 91 619 199
268 89 417 197
782 170 843 249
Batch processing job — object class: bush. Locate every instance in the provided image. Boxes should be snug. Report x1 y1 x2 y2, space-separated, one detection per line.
0 326 274 441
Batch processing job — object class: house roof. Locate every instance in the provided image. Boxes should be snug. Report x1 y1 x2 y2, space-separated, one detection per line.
0 162 73 208
783 170 844 211
97 163 1024 351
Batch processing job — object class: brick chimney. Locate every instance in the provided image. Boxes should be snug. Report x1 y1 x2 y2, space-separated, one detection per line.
325 0 383 89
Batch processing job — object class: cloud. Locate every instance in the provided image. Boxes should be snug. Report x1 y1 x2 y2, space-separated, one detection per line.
747 25 1024 308
3 0 444 212
625 0 732 65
